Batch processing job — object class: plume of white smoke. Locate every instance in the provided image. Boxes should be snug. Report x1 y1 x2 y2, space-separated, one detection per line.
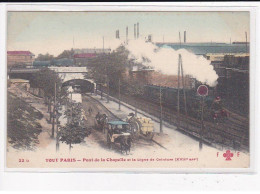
114 38 218 87
106 38 124 51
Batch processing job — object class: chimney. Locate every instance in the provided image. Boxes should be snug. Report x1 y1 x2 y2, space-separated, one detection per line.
179 31 181 46
116 30 120 39
245 31 248 53
134 24 136 39
137 22 139 39
126 26 128 44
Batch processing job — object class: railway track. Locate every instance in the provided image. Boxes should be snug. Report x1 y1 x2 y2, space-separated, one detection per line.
81 94 167 151
138 97 249 148
101 90 249 151
82 94 117 121
141 96 249 133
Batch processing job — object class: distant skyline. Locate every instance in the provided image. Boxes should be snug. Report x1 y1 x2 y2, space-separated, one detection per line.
7 11 250 56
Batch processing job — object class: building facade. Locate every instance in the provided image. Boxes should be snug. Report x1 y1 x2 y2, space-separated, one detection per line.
7 51 35 67
74 53 97 66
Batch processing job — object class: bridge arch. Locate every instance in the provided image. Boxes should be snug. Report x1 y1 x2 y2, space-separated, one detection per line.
62 78 95 93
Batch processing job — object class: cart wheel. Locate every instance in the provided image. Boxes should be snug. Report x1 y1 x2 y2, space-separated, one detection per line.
143 132 154 140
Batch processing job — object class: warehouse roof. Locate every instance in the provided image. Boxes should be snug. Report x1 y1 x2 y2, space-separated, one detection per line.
157 43 249 55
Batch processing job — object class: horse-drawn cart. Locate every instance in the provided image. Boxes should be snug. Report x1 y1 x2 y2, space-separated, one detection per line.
106 121 132 155
126 113 154 140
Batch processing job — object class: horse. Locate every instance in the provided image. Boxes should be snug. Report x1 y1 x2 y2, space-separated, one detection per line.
117 135 132 155
95 113 108 133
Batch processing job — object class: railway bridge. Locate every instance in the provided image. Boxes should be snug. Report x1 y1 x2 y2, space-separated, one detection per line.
8 66 96 93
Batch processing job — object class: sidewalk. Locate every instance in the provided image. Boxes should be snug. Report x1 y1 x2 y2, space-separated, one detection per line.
91 92 180 132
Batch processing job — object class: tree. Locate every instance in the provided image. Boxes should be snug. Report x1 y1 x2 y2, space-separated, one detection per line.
36 53 54 61
88 47 130 92
31 68 62 137
58 102 91 150
31 68 61 98
88 46 151 98
56 49 75 59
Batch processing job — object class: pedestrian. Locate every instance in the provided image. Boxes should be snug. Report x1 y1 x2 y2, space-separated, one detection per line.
88 106 93 116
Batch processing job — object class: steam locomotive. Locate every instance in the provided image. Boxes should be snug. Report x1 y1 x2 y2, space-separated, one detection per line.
142 84 227 122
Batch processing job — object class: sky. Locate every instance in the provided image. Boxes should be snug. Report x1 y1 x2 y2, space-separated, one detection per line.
7 11 250 56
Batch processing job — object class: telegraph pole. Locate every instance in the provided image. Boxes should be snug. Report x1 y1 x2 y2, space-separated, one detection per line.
159 85 163 134
55 83 60 152
51 82 56 138
177 55 181 130
177 34 182 126
118 77 121 110
197 85 208 150
56 84 59 132
106 68 110 103
200 96 205 150
180 55 187 116
179 31 181 48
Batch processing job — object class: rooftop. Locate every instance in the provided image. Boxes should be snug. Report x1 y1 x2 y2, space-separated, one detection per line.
157 43 249 55
74 53 97 58
7 51 35 56
74 48 111 54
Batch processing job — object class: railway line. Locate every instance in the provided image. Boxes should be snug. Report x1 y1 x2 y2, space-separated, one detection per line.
141 96 249 150
102 90 249 151
12 85 166 154
14 82 249 152
82 94 117 122
81 94 165 153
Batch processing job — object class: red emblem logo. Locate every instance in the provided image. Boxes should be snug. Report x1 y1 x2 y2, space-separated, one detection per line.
223 150 234 161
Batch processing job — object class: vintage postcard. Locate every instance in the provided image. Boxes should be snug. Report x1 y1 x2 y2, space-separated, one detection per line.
6 10 252 171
